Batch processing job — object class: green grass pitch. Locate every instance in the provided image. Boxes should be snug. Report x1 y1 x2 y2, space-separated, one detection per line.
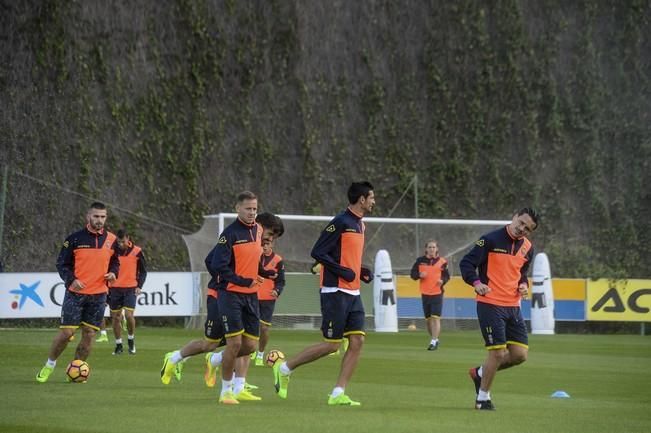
1 328 650 433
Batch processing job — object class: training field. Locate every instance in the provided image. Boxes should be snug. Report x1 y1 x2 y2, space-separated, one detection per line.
1 328 649 433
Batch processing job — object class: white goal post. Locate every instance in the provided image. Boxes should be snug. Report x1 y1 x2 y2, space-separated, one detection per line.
182 213 510 330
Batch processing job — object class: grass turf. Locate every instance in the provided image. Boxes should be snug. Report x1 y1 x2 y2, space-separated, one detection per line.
1 328 650 433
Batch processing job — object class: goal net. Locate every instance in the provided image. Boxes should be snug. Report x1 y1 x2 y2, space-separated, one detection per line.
183 214 509 331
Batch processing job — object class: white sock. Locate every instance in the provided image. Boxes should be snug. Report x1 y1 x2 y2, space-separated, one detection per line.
210 351 223 367
477 390 490 401
477 366 483 377
115 338 123 344
431 338 438 345
100 330 107 336
279 361 292 375
221 379 233 395
128 335 134 340
170 350 184 364
257 351 264 358
46 359 56 368
233 376 246 394
331 386 344 398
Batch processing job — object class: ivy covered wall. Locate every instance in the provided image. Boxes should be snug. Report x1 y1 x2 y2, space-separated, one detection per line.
1 1 649 277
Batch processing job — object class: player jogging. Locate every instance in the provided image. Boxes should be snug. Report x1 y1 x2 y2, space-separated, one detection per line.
459 207 539 410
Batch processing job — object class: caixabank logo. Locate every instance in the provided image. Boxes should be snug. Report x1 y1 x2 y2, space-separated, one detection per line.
587 279 651 322
9 280 45 310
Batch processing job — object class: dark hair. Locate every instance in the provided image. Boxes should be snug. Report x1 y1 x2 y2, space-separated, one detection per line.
256 212 285 238
89 201 106 210
516 207 540 229
116 229 129 239
237 191 257 203
347 181 374 204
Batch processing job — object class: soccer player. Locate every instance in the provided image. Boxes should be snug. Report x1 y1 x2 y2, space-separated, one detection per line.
459 207 539 410
36 202 119 383
109 229 147 355
252 240 285 366
160 208 283 404
410 240 450 350
272 181 375 406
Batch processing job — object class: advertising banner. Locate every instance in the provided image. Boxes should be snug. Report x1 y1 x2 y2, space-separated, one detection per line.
0 273 196 318
587 279 651 322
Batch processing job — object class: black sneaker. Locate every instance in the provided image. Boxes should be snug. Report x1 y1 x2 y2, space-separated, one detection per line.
475 399 495 410
113 343 124 355
427 342 439 351
128 339 136 355
468 366 481 395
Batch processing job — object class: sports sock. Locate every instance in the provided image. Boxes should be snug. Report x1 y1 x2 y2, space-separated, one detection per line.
233 377 245 394
46 359 56 368
210 351 223 367
128 335 134 340
477 390 490 401
256 351 264 358
279 361 292 375
331 386 344 398
99 330 107 336
220 379 233 396
170 350 183 364
115 338 123 344
431 338 438 345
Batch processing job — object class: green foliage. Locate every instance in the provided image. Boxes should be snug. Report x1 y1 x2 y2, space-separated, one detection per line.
1 1 650 277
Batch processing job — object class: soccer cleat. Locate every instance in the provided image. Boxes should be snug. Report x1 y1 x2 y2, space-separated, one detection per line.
244 382 259 390
128 339 136 355
113 343 124 355
475 399 495 410
250 351 257 360
327 394 361 406
469 366 482 396
160 352 176 385
272 360 290 399
95 333 108 343
235 389 262 401
219 390 239 405
204 353 218 388
36 365 54 383
427 342 439 351
255 357 264 367
174 360 184 381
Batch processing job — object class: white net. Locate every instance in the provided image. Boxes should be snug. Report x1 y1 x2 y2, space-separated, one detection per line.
183 214 509 330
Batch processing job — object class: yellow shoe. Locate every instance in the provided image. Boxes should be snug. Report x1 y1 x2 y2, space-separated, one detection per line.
255 356 264 367
219 390 239 405
95 333 108 343
272 360 289 399
327 393 361 406
235 389 262 401
204 353 218 388
36 365 54 383
160 352 176 385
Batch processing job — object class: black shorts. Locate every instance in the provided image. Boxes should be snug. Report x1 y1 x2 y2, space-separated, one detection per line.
204 295 226 345
216 290 260 339
108 288 137 311
320 291 365 342
421 294 443 318
259 300 276 326
61 291 107 330
476 301 528 349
